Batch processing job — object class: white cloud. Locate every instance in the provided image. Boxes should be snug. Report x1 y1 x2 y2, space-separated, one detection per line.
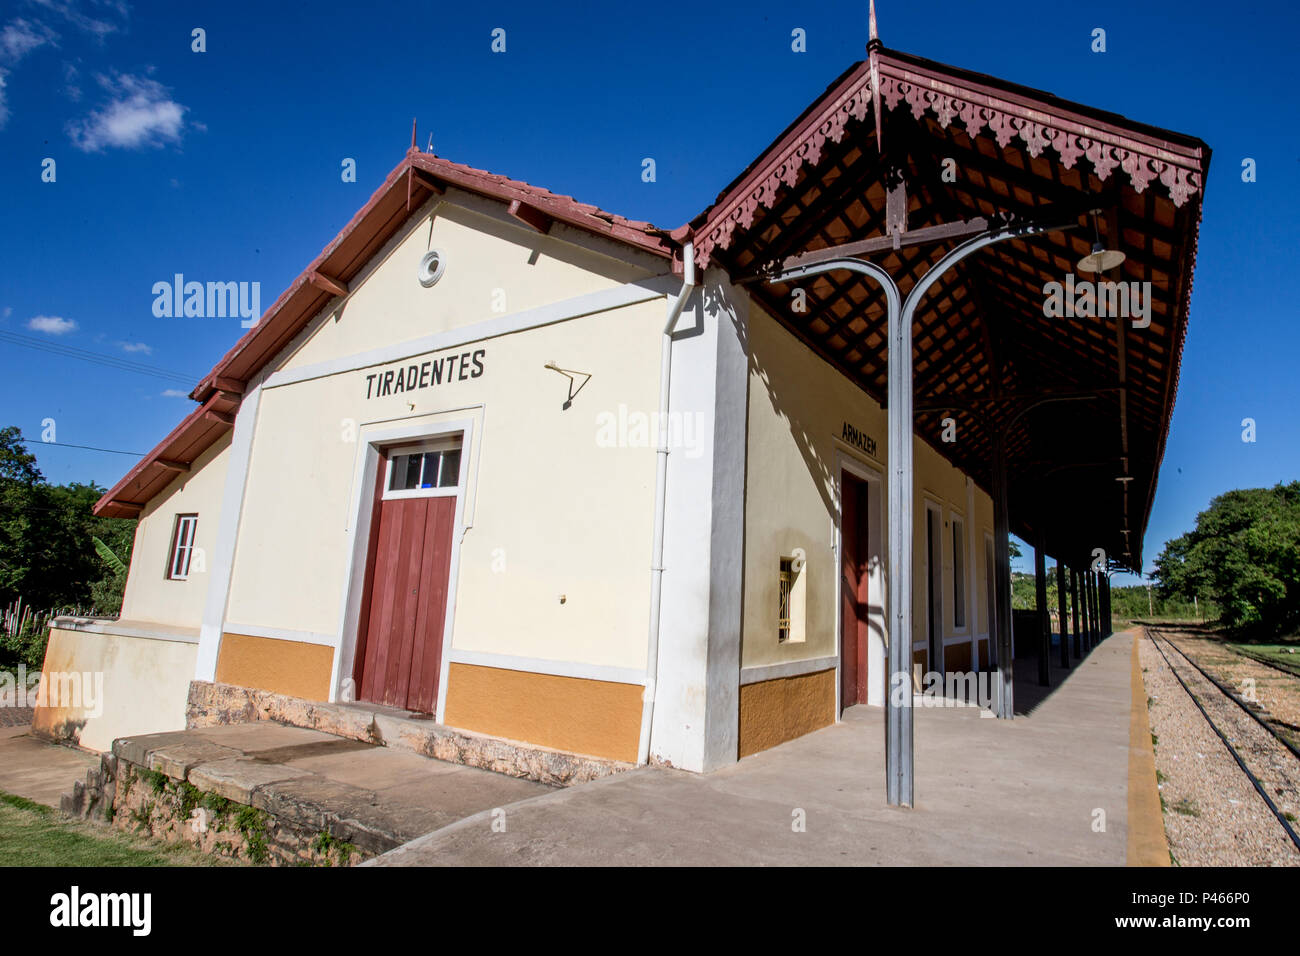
28 314 78 334
161 389 187 398
64 61 81 100
118 340 151 354
67 71 187 152
27 1 126 40
0 18 59 129
0 19 57 62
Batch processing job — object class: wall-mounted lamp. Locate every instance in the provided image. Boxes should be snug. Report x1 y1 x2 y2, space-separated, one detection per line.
544 361 592 410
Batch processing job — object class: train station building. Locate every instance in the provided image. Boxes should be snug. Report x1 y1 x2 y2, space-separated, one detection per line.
36 38 1208 800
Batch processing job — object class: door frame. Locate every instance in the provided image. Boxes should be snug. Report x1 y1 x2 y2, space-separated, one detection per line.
332 417 474 722
832 449 884 713
921 496 945 682
983 530 996 671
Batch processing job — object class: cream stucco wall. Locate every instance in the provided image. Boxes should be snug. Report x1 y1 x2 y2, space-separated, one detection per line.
218 195 672 681
226 298 662 674
742 304 996 683
278 193 657 374
117 433 231 629
33 625 197 753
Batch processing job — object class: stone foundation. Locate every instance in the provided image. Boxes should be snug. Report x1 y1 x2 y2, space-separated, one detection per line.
61 739 377 866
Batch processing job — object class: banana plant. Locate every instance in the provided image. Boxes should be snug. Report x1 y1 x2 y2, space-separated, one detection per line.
92 536 127 575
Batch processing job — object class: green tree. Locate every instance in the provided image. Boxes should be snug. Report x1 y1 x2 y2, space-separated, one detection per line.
0 427 135 614
1153 482 1300 633
0 426 43 601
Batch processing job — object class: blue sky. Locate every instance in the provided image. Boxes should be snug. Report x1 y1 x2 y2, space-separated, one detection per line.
1 0 1296 587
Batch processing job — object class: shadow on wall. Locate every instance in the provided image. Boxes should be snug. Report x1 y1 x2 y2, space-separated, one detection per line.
742 295 888 656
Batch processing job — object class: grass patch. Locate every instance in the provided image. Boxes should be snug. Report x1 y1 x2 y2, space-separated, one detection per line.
0 789 234 867
1171 797 1200 818
233 805 269 864
311 830 357 867
143 769 169 795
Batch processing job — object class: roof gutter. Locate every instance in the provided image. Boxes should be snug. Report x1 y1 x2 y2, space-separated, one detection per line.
637 239 695 766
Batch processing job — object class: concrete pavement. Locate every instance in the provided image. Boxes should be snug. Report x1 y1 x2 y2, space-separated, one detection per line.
0 725 99 807
375 632 1139 866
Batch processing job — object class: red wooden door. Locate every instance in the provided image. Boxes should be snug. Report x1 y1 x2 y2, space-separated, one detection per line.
840 472 870 709
357 494 456 713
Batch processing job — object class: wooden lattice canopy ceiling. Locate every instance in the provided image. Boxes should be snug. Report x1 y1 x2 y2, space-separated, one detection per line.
683 47 1210 572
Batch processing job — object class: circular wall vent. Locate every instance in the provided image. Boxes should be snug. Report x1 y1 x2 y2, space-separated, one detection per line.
418 249 446 287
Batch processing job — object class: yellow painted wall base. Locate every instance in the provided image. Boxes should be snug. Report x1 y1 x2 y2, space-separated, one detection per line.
215 633 333 702
738 668 836 758
443 663 642 763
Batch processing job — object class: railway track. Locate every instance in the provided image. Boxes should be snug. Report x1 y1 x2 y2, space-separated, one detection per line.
1146 627 1300 851
1224 642 1300 681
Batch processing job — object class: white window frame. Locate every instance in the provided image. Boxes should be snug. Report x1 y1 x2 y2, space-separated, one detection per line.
951 512 968 633
167 514 198 581
382 437 463 500
918 497 944 653
983 531 996 640
778 554 807 645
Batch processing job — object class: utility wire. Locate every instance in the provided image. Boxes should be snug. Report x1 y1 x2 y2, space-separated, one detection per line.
0 329 197 384
13 436 146 457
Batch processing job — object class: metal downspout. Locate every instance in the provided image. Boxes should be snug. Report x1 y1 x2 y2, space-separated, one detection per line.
637 241 696 765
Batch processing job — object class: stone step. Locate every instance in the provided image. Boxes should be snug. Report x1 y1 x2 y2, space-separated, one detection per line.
101 721 553 864
186 679 632 787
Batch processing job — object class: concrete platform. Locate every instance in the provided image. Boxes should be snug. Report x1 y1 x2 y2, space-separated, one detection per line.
186 680 631 786
375 632 1143 866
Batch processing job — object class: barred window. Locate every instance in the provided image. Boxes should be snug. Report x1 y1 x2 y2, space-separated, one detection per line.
778 558 794 643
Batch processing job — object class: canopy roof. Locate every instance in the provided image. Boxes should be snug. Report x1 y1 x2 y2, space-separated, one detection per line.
97 46 1209 575
681 47 1209 570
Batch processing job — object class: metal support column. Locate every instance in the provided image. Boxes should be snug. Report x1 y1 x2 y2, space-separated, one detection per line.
1087 571 1096 646
768 220 1073 807
1102 574 1111 638
1070 566 1082 658
1035 535 1049 686
1088 571 1098 648
992 436 1014 715
1082 568 1093 650
1091 571 1101 645
1056 560 1070 669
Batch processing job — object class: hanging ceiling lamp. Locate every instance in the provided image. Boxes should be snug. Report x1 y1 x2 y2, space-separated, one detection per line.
1076 210 1126 273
